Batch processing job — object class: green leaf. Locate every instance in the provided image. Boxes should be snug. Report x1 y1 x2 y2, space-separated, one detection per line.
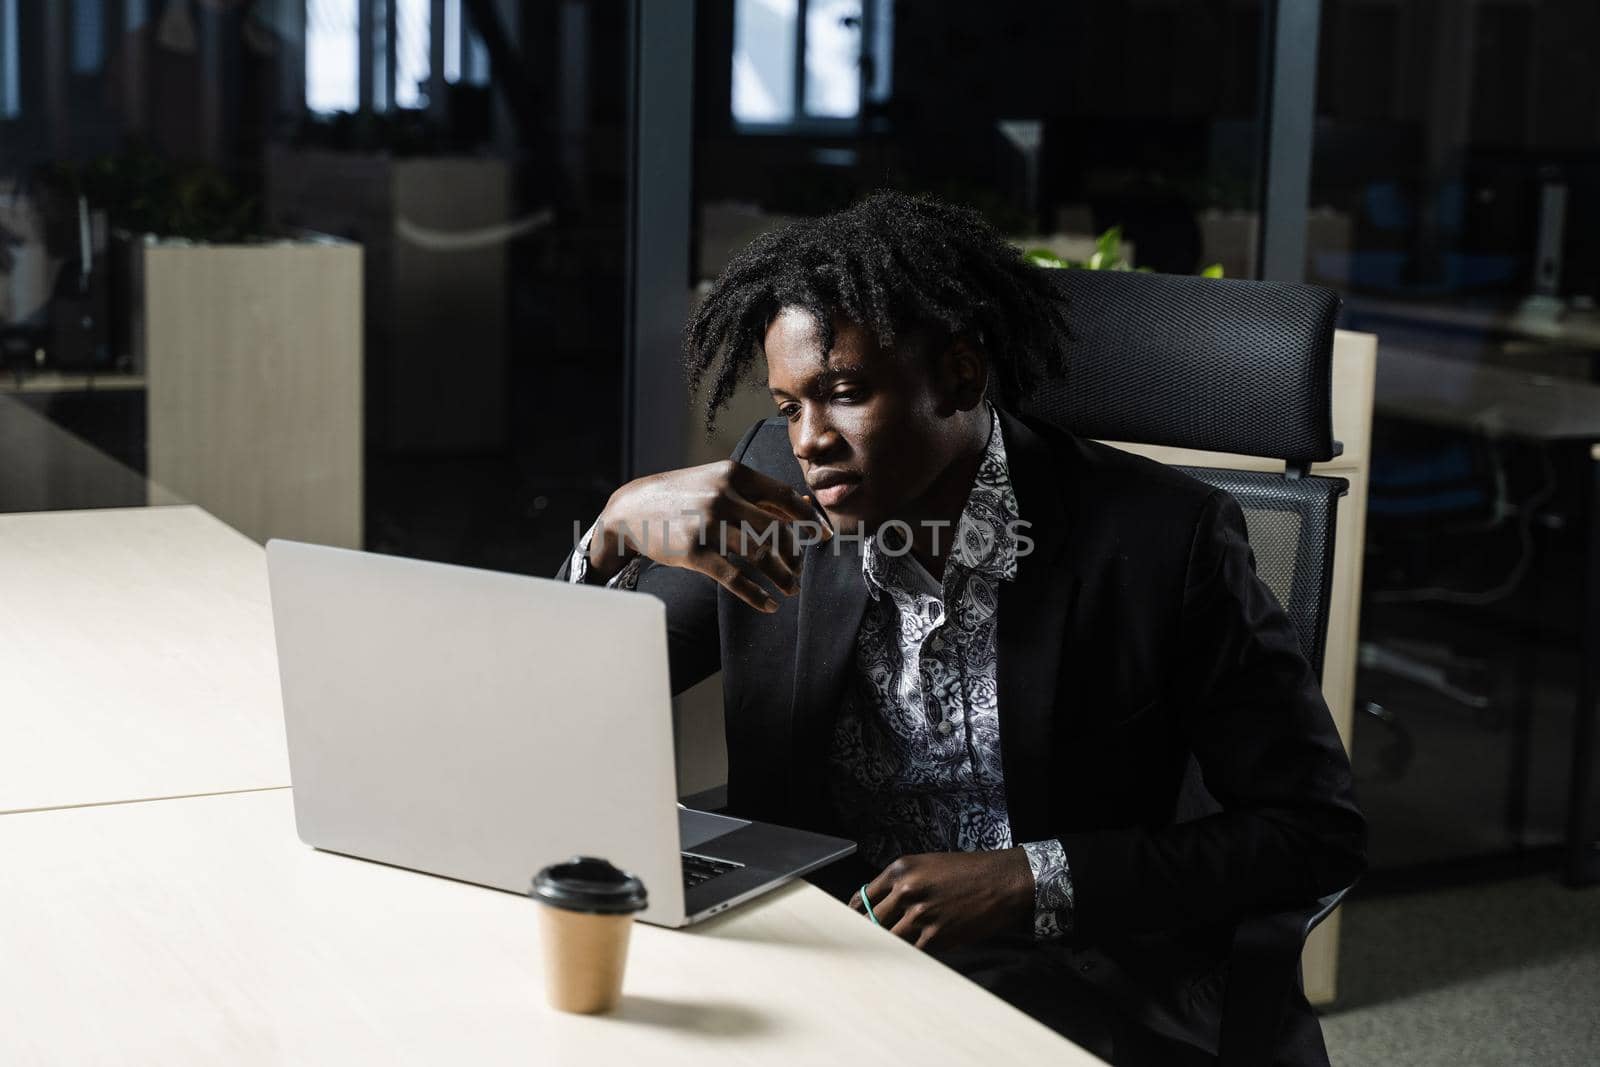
1094 225 1123 260
1023 247 1067 269
1200 263 1225 279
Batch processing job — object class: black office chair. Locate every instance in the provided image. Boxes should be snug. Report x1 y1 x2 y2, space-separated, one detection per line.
1017 267 1354 1067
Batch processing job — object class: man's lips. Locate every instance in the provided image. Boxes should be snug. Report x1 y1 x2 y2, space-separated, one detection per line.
806 470 862 509
813 480 860 508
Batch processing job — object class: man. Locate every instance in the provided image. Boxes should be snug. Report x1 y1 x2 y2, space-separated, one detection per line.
561 192 1365 1065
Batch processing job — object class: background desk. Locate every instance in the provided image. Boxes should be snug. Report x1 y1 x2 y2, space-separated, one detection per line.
0 505 289 814
1344 295 1600 382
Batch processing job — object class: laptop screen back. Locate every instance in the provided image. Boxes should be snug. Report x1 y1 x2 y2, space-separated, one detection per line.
265 540 687 925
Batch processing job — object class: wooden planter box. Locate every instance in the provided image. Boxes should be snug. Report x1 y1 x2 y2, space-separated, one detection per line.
133 237 364 548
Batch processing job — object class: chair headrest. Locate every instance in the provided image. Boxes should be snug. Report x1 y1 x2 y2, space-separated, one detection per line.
1018 270 1340 464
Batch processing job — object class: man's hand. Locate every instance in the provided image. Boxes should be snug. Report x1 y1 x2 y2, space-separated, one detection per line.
588 460 829 611
850 848 1035 951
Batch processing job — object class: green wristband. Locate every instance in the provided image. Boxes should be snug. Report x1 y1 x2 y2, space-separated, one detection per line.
859 884 880 926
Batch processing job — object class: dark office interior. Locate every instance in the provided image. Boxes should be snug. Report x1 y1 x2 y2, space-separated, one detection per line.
3 2 1599 1063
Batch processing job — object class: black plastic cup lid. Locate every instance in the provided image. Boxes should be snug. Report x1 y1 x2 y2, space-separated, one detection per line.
530 856 648 915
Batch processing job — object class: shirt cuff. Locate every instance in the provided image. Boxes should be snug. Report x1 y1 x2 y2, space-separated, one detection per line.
569 521 643 591
1021 839 1075 941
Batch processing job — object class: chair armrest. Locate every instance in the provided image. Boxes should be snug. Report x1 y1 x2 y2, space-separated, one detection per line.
1217 886 1352 1067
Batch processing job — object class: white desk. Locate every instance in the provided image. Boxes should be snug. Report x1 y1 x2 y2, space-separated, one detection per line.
0 789 1093 1066
0 504 1098 1063
0 505 290 814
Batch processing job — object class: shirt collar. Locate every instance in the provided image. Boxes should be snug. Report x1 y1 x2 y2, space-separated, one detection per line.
860 403 1020 601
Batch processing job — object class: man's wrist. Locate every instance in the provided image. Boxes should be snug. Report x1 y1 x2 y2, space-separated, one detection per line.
586 494 637 585
1008 845 1039 930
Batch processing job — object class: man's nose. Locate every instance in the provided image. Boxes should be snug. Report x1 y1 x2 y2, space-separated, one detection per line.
791 405 840 462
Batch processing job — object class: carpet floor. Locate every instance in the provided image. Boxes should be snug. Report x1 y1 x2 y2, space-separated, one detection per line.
1320 875 1600 1066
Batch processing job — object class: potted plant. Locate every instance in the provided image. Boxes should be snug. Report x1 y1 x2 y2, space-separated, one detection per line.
35 147 364 549
1021 225 1224 277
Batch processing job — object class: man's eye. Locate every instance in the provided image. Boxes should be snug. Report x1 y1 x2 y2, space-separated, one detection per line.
777 403 801 420
832 389 865 404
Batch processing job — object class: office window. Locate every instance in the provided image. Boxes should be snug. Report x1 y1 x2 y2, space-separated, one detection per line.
441 0 490 89
731 0 890 127
804 0 860 119
1 0 18 119
443 0 461 83
732 0 797 123
309 0 486 114
395 0 430 108
462 25 489 87
372 0 390 112
307 0 359 114
71 0 106 75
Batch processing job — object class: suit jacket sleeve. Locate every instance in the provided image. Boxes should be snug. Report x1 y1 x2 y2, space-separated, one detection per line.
552 419 771 698
1058 489 1367 937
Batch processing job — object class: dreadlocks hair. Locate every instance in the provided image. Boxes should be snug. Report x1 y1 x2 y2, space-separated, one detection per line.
683 190 1073 432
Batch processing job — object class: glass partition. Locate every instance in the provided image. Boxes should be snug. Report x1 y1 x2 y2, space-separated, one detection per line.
689 0 1273 460
1309 0 1600 876
0 0 631 578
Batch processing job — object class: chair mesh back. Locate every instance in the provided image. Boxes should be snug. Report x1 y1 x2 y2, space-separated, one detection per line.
1174 467 1346 681
1019 270 1340 464
1009 272 1345 825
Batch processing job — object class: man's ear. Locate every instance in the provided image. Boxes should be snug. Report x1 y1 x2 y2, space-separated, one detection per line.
932 333 989 415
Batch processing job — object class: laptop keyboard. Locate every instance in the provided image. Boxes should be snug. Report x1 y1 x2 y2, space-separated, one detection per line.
681 851 743 890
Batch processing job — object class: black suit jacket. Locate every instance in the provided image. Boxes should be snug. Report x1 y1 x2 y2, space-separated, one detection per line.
568 407 1365 1060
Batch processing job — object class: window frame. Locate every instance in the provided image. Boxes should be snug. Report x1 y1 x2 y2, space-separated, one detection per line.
730 0 887 135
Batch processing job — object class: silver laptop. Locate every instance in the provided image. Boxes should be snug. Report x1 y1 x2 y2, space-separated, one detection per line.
265 539 855 927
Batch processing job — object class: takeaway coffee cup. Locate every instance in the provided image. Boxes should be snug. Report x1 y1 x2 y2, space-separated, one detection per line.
530 857 649 1014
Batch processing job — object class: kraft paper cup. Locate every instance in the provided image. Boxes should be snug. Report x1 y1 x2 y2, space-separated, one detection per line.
530 857 648 1014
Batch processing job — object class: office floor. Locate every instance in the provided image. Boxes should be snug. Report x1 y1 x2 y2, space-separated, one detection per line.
1320 875 1600 1066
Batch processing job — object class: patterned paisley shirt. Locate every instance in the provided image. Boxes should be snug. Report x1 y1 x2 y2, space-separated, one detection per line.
569 405 1073 939
825 406 1072 940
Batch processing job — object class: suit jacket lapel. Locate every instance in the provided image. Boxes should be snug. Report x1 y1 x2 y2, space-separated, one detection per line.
782 409 1077 839
787 530 867 828
995 409 1078 843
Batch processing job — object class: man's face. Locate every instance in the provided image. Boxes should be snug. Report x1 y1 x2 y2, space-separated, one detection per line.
764 308 967 533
